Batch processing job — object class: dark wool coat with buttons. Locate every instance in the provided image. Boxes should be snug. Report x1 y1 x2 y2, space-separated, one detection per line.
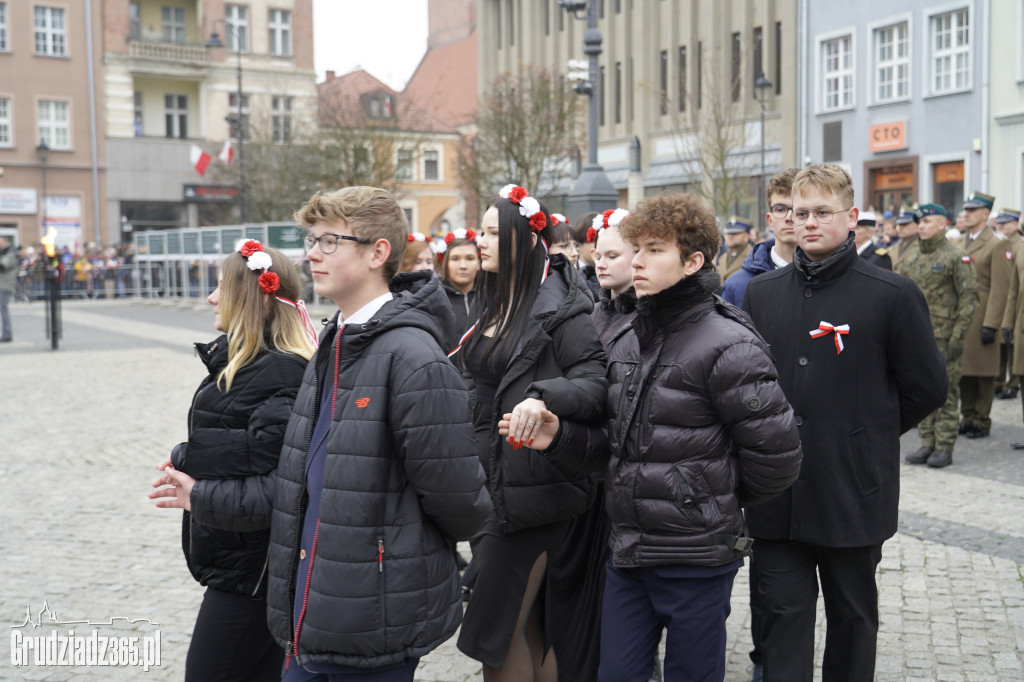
171 334 307 598
742 234 947 547
549 269 803 568
268 272 491 669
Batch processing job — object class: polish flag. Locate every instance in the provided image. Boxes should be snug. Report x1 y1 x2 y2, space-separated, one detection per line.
219 139 233 164
190 144 212 176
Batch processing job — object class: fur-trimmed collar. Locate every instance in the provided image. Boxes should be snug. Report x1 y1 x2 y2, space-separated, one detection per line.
635 269 720 328
598 286 638 315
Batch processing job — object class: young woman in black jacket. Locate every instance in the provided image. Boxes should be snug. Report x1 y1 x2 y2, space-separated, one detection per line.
150 241 314 682
438 232 480 352
454 185 608 682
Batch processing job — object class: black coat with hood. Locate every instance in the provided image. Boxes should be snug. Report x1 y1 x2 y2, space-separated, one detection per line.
251 271 492 669
171 334 307 597
466 256 609 533
442 280 477 353
591 286 637 351
548 270 803 567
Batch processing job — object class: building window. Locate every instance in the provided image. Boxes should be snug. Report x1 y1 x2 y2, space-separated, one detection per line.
874 22 909 102
696 42 702 109
228 92 250 140
821 35 853 111
161 6 186 44
133 91 143 136
0 2 9 51
775 21 782 94
615 0 621 13
164 94 187 139
752 26 763 99
0 97 11 146
678 46 687 112
615 61 622 124
353 146 370 176
129 2 140 40
423 149 439 180
34 6 67 56
599 65 606 125
543 0 549 35
628 57 634 121
731 32 741 101
38 100 70 149
272 96 292 144
226 5 249 52
269 9 292 56
396 149 414 180
508 0 515 46
659 50 667 115
823 121 842 162
931 9 970 93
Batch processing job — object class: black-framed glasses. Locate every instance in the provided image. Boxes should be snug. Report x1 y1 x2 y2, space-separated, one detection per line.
792 207 852 226
770 204 794 219
303 233 370 254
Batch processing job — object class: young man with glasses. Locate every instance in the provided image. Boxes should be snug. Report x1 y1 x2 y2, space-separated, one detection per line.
722 168 799 307
742 164 947 682
263 187 492 681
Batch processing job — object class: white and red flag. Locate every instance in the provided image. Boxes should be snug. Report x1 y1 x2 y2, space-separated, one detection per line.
219 139 234 164
190 144 212 176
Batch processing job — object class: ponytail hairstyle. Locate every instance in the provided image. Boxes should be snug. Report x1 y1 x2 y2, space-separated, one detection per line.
216 245 314 392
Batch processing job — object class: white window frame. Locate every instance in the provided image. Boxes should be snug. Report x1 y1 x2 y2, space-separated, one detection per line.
0 2 9 52
225 4 249 53
815 28 855 113
395 148 415 181
868 14 912 105
0 96 12 147
421 147 441 182
400 203 417 233
161 6 186 44
268 9 292 57
925 3 972 96
37 99 71 149
34 6 67 56
272 95 292 144
164 93 188 139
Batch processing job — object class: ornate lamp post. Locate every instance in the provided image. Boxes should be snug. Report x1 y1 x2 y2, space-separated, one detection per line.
755 72 773 229
205 23 246 222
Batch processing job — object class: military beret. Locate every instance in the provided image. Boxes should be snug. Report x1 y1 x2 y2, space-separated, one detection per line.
914 204 948 223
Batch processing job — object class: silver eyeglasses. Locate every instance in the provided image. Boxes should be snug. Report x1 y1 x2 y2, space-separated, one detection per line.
303 233 371 254
770 204 794 219
791 207 852 226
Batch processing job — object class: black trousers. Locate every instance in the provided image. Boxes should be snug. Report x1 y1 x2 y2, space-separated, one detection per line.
754 540 883 682
185 587 283 682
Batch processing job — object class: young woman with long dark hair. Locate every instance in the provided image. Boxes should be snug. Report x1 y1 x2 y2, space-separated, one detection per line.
149 241 316 682
455 185 608 682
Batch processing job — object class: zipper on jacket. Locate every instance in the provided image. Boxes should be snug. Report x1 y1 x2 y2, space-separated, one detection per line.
377 538 384 573
377 536 387 630
251 549 270 597
292 518 320 658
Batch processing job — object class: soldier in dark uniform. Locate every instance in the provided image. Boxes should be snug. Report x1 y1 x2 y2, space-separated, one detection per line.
853 210 892 269
957 191 1013 439
716 216 753 283
994 209 1023 399
900 204 980 468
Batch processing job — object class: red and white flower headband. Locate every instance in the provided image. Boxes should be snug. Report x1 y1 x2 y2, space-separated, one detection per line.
550 213 569 226
586 208 629 242
235 239 318 347
498 184 547 231
430 228 478 259
407 232 428 243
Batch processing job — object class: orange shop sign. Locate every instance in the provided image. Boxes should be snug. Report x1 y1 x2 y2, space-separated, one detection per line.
869 121 907 152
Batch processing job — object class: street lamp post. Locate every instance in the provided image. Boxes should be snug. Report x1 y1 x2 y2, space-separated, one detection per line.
36 139 60 350
205 23 246 222
755 72 773 230
560 1 618 221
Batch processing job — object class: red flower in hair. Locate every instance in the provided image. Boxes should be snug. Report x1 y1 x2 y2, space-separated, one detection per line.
258 271 281 294
508 186 528 204
240 240 263 257
466 229 476 241
601 209 615 228
407 234 415 243
587 227 598 243
529 212 547 231
444 232 456 244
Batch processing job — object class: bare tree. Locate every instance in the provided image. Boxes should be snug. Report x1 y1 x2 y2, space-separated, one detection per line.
461 66 584 214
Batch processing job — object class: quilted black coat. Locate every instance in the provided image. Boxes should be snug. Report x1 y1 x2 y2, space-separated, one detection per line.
171 334 307 597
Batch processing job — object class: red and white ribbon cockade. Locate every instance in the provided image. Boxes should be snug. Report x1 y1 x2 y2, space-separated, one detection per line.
809 321 851 354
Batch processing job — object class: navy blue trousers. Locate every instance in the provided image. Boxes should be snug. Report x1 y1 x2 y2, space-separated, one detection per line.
597 559 739 682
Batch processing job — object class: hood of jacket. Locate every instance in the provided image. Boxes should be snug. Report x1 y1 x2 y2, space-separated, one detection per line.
529 253 596 328
739 239 777 277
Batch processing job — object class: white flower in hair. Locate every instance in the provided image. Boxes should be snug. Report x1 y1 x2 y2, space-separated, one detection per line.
609 208 630 226
410 232 427 242
519 196 541 218
453 228 468 240
592 214 604 229
498 184 517 199
430 238 448 255
247 251 273 271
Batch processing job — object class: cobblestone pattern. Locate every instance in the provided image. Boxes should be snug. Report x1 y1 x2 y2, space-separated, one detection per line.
1 300 1022 681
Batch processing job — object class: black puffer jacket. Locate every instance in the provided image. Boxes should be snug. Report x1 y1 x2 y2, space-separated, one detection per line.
550 270 802 567
442 280 477 353
171 335 307 597
469 257 609 533
591 286 637 350
267 272 492 669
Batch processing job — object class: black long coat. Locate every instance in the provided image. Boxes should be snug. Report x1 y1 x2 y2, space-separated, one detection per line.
742 237 947 547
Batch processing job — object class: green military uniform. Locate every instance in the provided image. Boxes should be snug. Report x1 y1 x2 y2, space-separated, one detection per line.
891 234 919 274
995 213 1023 396
900 210 979 456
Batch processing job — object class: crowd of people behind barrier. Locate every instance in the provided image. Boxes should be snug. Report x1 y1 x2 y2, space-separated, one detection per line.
12 241 139 301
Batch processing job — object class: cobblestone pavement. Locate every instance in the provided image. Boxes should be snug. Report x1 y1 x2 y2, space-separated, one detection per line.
1 299 1023 681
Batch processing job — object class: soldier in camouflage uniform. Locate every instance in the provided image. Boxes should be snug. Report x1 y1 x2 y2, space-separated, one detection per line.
901 204 980 468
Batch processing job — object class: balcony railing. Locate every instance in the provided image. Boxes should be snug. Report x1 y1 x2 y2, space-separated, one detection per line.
128 39 209 66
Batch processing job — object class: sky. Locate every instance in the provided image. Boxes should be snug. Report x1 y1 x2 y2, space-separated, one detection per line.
312 0 430 90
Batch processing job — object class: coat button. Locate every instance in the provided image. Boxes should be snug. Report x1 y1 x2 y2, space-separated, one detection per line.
795 416 804 426
300 549 306 560
804 289 812 298
798 356 809 366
